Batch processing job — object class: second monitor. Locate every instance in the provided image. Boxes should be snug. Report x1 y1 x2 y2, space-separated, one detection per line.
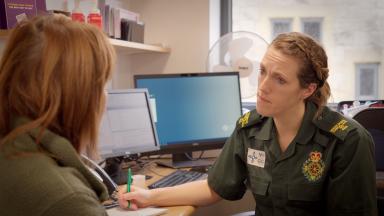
134 72 242 168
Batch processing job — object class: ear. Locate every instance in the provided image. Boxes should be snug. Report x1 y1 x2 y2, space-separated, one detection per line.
301 83 317 99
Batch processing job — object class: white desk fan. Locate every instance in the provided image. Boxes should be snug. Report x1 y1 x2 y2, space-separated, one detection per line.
206 31 269 101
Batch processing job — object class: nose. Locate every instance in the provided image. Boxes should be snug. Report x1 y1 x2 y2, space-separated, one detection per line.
258 74 270 94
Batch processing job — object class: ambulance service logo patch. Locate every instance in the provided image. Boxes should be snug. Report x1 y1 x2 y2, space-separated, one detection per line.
302 151 325 182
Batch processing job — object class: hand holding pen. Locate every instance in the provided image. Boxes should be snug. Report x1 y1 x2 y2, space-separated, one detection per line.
118 168 152 210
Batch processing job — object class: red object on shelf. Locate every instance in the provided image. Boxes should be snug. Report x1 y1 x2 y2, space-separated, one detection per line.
88 12 102 29
71 12 85 23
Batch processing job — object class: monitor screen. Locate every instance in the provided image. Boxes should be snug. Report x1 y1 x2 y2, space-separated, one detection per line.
134 72 242 167
98 89 160 159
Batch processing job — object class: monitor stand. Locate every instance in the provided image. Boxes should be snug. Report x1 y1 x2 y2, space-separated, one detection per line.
103 157 128 185
156 152 215 169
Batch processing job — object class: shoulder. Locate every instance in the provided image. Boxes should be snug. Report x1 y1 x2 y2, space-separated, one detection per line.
0 151 101 214
313 106 365 141
236 109 267 131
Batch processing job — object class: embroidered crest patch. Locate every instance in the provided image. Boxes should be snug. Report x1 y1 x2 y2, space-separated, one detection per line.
302 151 325 182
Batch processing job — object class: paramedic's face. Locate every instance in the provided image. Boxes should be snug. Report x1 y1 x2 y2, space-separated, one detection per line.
256 47 308 117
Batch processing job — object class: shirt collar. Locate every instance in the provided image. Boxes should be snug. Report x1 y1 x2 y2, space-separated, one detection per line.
248 102 317 144
294 102 317 145
249 117 274 140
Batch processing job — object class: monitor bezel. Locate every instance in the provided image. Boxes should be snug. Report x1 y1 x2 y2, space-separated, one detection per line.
99 88 161 159
133 72 242 157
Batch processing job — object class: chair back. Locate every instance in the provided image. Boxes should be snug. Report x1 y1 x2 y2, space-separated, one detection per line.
353 108 384 171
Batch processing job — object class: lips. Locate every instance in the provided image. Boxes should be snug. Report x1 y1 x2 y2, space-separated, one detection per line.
257 94 271 103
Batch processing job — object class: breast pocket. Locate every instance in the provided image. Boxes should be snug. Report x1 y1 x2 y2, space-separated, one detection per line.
248 170 272 208
288 183 324 209
248 169 270 196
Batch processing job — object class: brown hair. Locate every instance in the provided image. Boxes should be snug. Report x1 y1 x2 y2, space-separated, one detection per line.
0 14 115 157
270 32 331 116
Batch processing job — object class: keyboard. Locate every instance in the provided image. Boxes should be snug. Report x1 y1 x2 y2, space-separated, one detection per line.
148 170 208 189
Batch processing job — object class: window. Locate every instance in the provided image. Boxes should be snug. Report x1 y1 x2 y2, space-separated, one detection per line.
271 18 292 40
355 63 379 100
301 18 323 42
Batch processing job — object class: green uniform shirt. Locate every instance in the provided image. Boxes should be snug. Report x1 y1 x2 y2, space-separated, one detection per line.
0 117 109 216
208 102 377 216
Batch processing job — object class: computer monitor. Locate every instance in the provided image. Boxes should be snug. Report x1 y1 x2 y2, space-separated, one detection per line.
98 89 160 159
134 72 242 168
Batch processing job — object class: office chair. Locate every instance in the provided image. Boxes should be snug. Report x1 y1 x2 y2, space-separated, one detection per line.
337 100 384 112
353 107 384 215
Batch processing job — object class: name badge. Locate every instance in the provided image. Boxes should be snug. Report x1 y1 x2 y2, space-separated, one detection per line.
247 148 266 168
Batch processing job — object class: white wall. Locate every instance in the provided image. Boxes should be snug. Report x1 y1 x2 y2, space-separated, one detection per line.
116 0 210 88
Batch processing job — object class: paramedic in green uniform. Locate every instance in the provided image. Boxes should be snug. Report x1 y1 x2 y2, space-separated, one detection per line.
0 15 115 215
118 32 377 215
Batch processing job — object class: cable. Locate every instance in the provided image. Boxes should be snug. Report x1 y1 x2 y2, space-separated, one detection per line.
183 151 205 161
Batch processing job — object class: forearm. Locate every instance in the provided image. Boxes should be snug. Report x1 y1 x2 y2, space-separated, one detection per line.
149 179 221 207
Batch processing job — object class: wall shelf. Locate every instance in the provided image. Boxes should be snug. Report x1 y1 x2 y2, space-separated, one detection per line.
0 30 170 54
109 38 170 54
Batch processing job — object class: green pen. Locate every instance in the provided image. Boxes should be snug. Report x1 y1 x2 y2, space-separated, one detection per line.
127 168 132 208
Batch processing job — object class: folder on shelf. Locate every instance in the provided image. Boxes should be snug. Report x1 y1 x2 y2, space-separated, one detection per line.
121 19 144 43
113 7 139 39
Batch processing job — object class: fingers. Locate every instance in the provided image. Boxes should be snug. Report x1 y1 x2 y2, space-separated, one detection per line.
118 198 138 210
117 185 151 210
120 191 140 202
118 185 139 194
118 190 140 209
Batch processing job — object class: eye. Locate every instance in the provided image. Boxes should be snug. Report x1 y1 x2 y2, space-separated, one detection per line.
259 68 266 76
276 77 286 85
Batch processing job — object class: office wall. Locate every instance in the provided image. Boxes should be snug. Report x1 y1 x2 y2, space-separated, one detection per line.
128 0 209 74
112 0 210 88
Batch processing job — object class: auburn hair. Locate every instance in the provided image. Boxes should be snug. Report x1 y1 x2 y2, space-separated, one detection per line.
270 32 331 116
0 14 115 157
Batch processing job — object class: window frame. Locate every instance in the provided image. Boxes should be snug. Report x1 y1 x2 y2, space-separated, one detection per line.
300 17 323 42
270 18 293 40
220 0 232 36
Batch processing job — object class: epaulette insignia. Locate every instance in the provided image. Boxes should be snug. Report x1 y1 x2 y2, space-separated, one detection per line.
238 112 251 128
329 119 348 134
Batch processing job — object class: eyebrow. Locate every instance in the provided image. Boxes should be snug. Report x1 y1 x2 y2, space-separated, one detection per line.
260 63 289 80
271 71 288 80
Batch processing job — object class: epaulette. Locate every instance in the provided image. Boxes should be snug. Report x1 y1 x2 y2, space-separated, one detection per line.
236 109 264 131
313 107 357 141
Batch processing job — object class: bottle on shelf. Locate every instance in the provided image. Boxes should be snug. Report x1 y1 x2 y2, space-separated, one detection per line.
87 0 102 29
71 0 85 23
